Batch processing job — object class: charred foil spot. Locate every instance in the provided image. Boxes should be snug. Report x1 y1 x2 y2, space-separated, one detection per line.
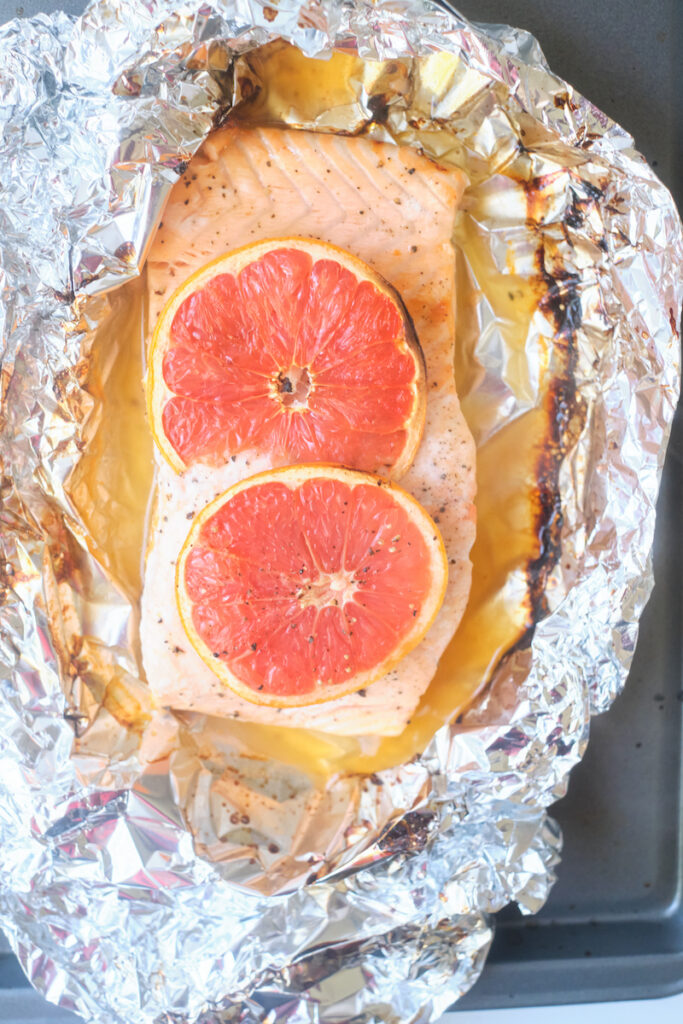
471 191 588 693
368 94 390 124
63 708 90 738
378 811 434 854
565 179 604 230
114 241 137 265
525 243 586 628
553 91 579 113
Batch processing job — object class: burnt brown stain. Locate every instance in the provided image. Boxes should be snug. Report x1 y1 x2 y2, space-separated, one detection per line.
63 706 90 738
262 4 278 21
527 246 585 623
367 93 390 125
378 810 434 854
565 178 605 230
114 241 137 265
483 173 591 677
553 91 579 113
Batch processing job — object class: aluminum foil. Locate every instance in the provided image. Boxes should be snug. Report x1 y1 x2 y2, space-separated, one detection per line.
0 1 681 1022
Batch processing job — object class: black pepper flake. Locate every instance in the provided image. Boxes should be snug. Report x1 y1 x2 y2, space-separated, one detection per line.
410 245 418 253
157 617 163 624
268 842 279 854
171 645 184 654
358 689 367 697
186 511 195 520
250 643 258 651
407 167 416 175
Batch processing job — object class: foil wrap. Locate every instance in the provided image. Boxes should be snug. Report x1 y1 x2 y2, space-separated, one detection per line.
0 1 681 1022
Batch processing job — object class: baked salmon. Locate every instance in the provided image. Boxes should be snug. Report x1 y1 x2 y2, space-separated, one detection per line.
140 125 476 737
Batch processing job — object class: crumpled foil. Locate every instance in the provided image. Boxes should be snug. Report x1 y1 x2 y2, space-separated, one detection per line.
0 0 681 1022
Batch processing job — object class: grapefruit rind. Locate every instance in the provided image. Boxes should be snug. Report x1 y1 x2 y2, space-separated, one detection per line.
146 237 426 478
175 464 448 708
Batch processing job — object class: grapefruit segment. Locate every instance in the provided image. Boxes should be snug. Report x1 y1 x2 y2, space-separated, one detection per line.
147 239 426 478
176 465 448 707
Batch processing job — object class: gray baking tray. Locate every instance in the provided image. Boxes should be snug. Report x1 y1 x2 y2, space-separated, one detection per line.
0 0 681 1018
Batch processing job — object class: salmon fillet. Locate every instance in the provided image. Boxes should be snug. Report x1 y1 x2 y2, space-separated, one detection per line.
140 125 476 737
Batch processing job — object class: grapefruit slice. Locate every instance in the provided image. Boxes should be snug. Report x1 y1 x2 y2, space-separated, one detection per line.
147 238 426 478
176 465 448 708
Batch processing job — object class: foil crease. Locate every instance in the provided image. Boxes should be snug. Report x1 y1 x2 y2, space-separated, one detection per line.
0 1 680 1023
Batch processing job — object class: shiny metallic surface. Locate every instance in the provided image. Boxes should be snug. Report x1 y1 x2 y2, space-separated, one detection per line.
0 1 681 1022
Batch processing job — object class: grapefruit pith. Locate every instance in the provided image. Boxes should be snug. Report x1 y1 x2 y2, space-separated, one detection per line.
147 238 426 477
176 465 448 708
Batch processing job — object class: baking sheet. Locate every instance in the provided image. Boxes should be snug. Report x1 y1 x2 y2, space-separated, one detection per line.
0 0 680 1018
